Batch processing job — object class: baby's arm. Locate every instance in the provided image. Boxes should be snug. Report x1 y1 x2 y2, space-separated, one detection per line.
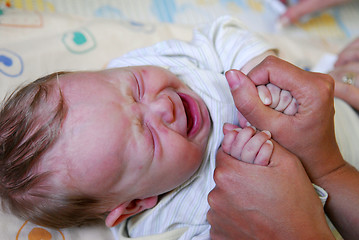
237 83 298 128
222 123 273 166
240 50 276 75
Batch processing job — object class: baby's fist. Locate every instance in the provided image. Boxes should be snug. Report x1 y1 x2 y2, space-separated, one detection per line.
222 123 273 166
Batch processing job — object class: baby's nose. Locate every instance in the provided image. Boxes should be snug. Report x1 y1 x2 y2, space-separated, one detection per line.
151 95 175 124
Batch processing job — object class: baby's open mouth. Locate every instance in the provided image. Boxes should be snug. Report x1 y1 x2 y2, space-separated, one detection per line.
179 93 200 137
180 95 194 135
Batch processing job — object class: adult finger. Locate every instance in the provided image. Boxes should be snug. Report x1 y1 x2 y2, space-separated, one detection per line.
335 37 359 66
244 56 334 129
281 0 349 24
226 56 340 181
282 0 324 23
335 48 359 66
225 67 285 134
211 146 333 240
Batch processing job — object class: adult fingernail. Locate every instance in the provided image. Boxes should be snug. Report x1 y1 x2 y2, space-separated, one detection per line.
226 70 241 90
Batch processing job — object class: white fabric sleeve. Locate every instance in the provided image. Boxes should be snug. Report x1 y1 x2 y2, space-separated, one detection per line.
313 184 328 206
111 224 188 240
196 15 275 71
108 16 275 73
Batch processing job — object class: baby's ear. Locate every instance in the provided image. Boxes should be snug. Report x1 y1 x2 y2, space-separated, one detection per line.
105 196 158 227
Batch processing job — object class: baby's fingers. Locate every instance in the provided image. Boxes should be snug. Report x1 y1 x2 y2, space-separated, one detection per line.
228 127 256 161
254 140 273 166
223 122 238 135
275 90 292 112
222 129 239 154
267 83 281 108
241 130 272 164
257 85 271 105
283 98 298 115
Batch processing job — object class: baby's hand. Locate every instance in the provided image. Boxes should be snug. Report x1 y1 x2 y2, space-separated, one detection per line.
222 123 273 166
257 83 298 114
237 83 298 128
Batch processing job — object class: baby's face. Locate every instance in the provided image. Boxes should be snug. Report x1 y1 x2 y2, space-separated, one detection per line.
52 66 211 203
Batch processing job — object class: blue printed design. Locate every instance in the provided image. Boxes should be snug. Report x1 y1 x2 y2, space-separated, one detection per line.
62 28 97 54
151 0 177 23
94 5 155 33
0 55 12 66
124 20 156 33
0 49 24 77
73 31 87 45
94 5 123 19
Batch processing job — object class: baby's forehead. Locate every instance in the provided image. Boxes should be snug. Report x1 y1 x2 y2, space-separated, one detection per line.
59 71 103 86
58 71 113 98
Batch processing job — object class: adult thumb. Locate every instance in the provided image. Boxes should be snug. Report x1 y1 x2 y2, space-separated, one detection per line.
225 69 283 132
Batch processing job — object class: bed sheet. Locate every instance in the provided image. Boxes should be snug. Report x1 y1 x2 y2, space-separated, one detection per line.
2 0 359 39
1 1 358 239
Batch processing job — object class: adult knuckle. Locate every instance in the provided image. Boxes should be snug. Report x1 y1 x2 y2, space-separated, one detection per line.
207 191 225 217
207 189 218 207
207 192 214 207
321 73 335 91
262 55 279 67
206 208 214 223
213 167 228 186
209 228 221 240
313 73 335 98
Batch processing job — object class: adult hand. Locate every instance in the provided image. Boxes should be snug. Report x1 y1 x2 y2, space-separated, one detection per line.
329 62 359 111
224 56 359 239
329 37 359 111
207 142 334 240
225 56 343 182
280 0 351 25
334 37 359 67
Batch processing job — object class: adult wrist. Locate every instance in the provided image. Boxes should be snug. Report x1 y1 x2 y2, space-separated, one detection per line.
312 161 351 188
305 149 345 183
